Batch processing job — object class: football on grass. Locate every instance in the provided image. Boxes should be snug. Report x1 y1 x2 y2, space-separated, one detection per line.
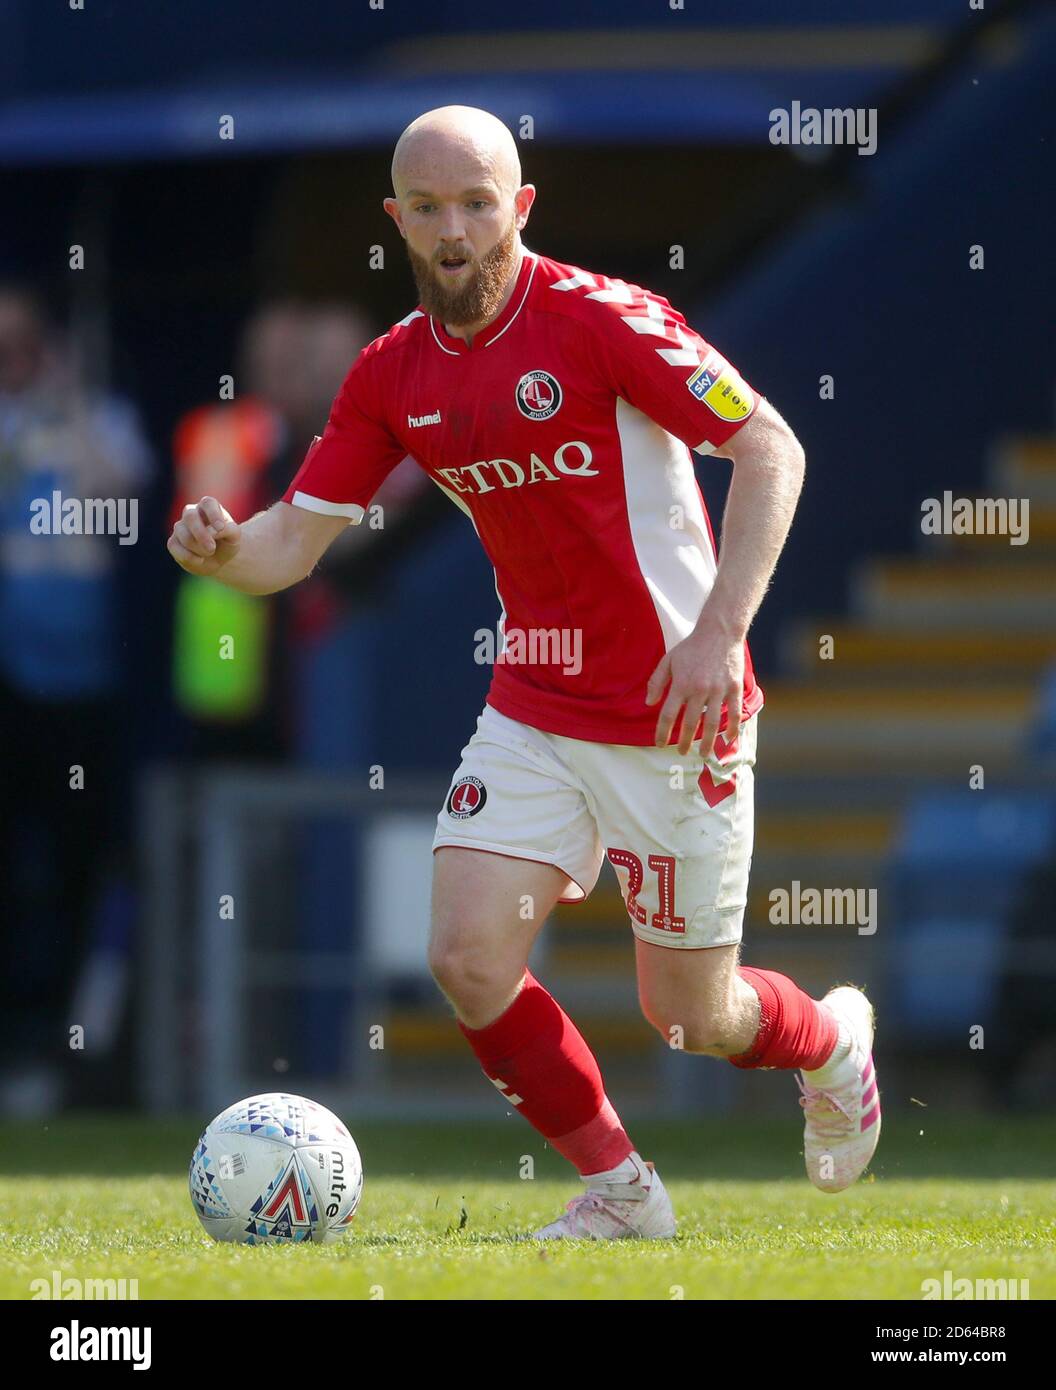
189 1092 363 1244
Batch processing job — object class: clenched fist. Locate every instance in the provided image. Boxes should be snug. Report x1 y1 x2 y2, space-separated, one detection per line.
167 497 242 577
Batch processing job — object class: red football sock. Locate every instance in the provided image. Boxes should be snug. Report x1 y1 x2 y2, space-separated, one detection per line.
728 966 838 1070
457 971 634 1175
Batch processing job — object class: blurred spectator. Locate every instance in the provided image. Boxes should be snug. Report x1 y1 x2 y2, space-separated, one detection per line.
168 303 299 755
0 286 153 1114
168 300 430 757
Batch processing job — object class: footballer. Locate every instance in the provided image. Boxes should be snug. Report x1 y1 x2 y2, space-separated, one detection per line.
168 106 881 1239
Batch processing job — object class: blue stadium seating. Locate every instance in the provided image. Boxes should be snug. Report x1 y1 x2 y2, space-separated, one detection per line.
885 791 1056 1038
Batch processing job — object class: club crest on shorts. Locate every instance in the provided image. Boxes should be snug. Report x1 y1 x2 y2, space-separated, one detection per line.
515 370 562 420
447 776 487 819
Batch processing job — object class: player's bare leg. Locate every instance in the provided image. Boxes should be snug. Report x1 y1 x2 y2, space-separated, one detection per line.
429 847 558 1029
636 939 759 1057
636 940 881 1191
430 847 675 1239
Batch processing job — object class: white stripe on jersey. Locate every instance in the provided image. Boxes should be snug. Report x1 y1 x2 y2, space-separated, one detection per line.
551 272 704 367
550 269 598 292
290 490 365 522
615 397 717 652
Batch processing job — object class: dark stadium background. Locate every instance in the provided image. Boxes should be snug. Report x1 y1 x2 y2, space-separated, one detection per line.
1 0 1054 1129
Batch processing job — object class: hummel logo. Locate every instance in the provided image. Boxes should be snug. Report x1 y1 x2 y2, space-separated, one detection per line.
408 410 442 428
489 1075 524 1105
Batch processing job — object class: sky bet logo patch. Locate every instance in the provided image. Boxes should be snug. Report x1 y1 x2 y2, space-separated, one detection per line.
687 355 754 422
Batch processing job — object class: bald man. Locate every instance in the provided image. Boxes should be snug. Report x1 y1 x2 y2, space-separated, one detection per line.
169 106 881 1241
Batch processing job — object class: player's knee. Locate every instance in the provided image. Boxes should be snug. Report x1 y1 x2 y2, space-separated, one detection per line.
643 1001 737 1055
427 939 516 1009
426 939 466 994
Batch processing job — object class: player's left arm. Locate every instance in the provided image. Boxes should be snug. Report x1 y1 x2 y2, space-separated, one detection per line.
578 282 804 753
647 397 805 753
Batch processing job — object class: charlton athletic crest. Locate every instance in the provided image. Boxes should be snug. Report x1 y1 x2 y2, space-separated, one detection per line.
515 370 562 420
447 776 487 820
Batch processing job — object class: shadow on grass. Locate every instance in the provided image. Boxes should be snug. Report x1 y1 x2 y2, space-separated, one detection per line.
2 1114 1054 1181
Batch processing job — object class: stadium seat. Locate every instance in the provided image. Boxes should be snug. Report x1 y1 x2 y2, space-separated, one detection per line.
885 792 1056 1038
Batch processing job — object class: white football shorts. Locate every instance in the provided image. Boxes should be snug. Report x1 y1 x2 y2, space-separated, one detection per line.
432 703 758 949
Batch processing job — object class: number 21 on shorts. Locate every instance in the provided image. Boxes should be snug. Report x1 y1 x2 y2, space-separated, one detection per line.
605 850 686 935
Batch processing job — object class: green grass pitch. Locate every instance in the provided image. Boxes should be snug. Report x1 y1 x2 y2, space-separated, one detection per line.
1 1115 1053 1300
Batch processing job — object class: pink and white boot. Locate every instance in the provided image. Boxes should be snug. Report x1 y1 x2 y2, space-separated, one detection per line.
532 1152 676 1240
798 985 881 1193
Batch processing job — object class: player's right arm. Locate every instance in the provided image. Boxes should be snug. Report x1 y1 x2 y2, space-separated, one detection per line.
170 336 409 592
167 496 348 594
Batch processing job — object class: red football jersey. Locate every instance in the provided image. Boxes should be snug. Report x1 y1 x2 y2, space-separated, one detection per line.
282 248 765 744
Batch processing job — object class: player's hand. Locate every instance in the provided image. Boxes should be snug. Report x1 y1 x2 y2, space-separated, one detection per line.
645 621 745 756
167 497 242 576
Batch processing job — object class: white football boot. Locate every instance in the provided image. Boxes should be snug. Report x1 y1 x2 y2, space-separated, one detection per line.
532 1153 676 1240
797 985 881 1193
